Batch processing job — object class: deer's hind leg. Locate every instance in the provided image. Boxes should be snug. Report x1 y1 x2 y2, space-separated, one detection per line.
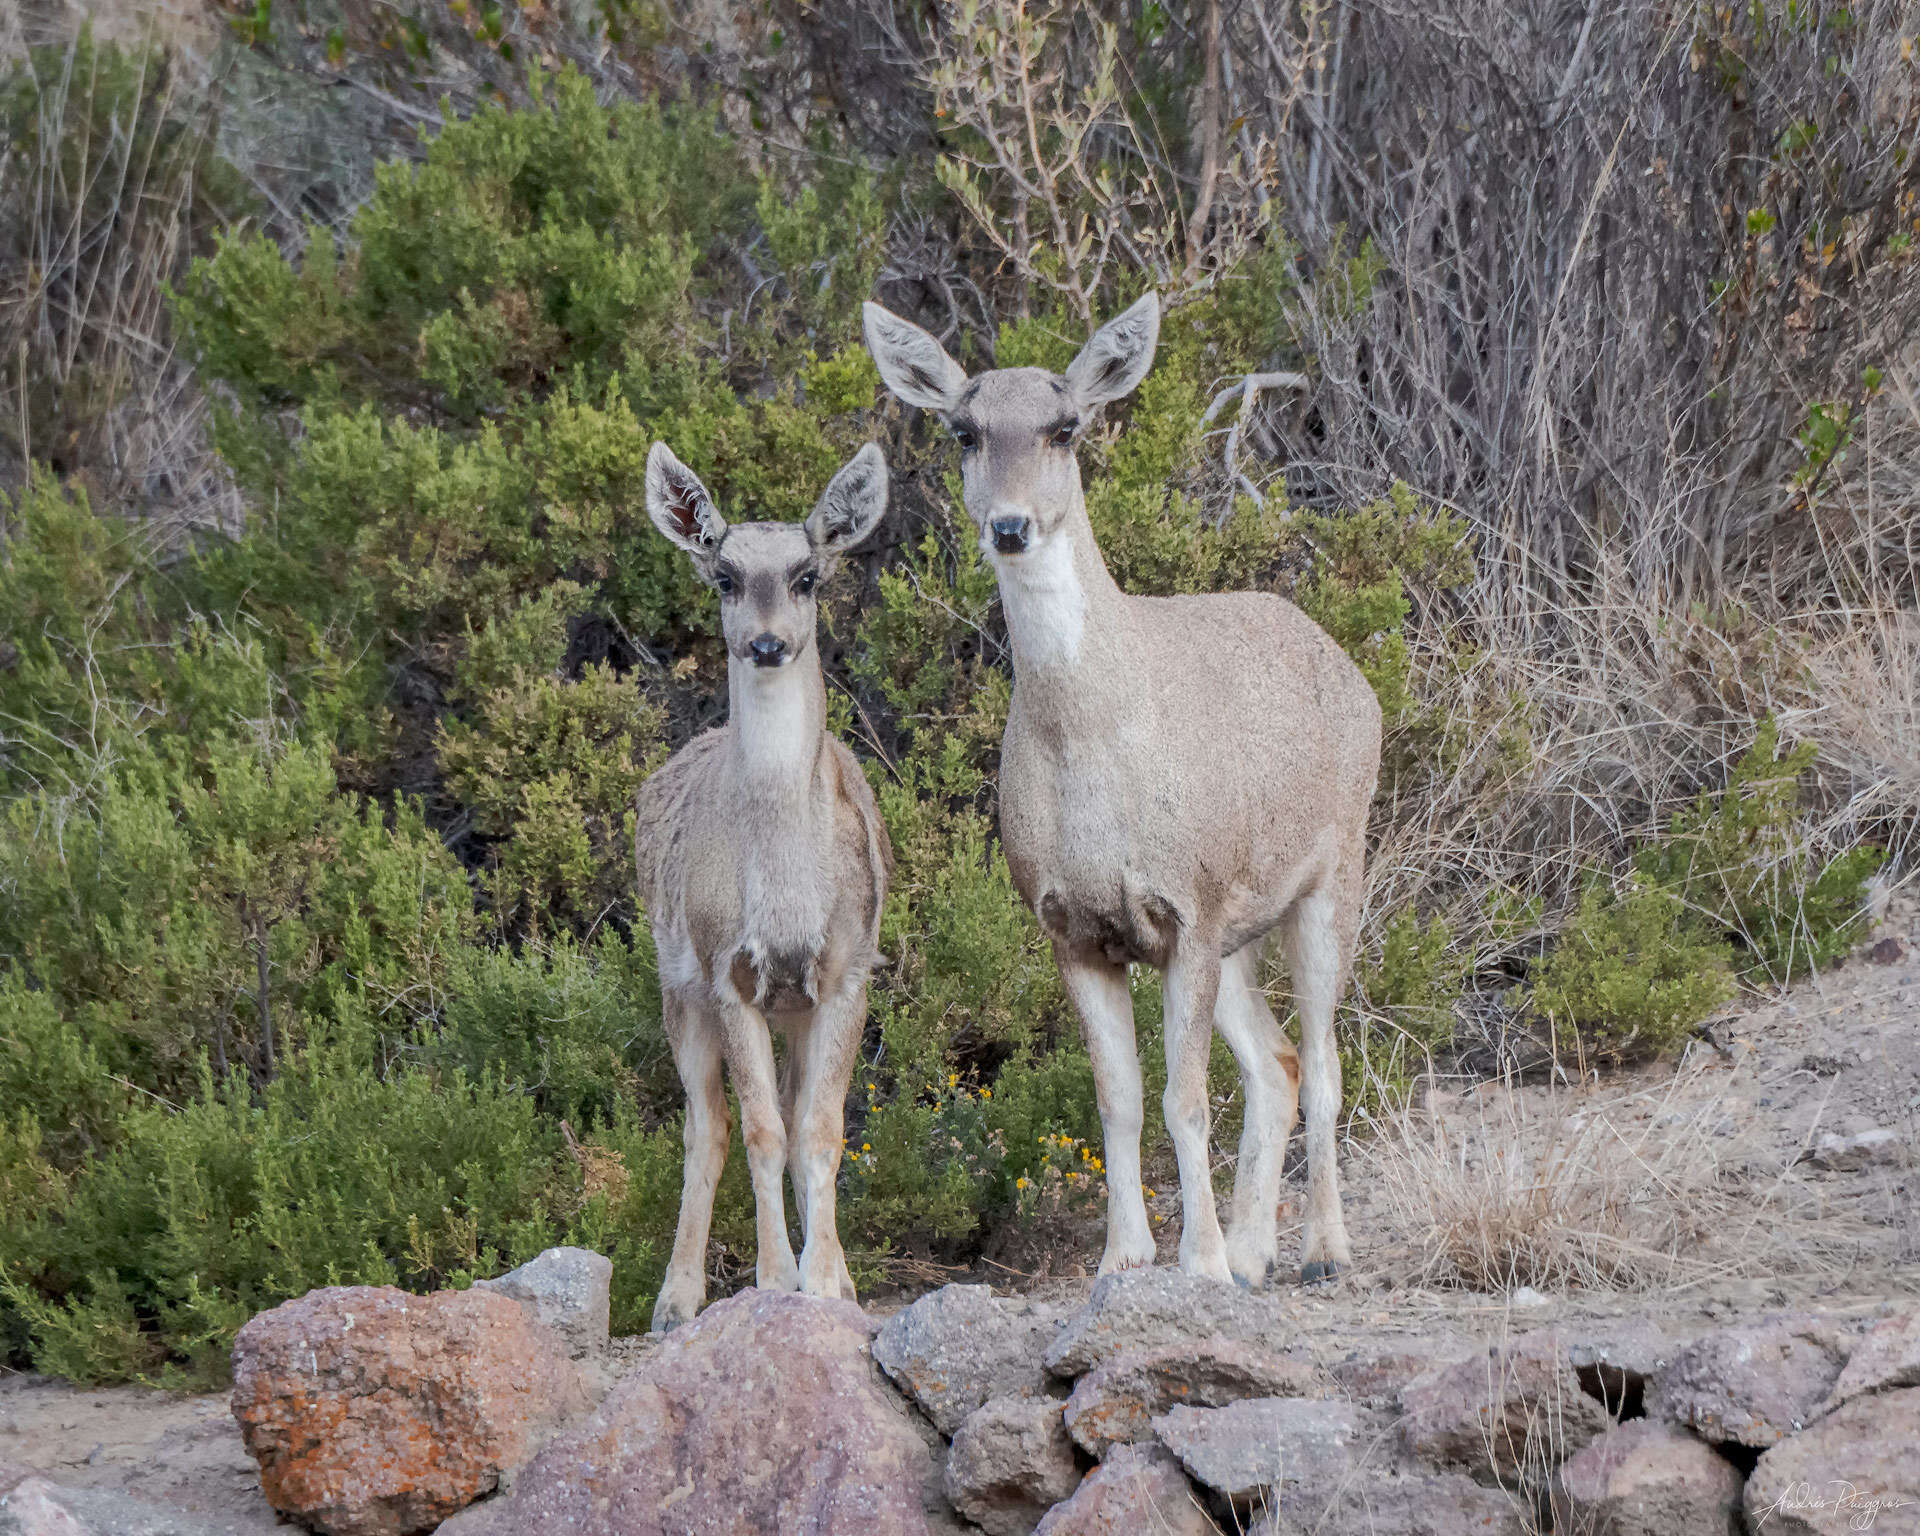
652 991 730 1332
1214 939 1302 1289
1162 936 1232 1283
1284 855 1362 1284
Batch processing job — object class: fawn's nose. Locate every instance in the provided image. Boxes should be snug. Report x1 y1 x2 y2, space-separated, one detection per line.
989 514 1031 555
748 633 789 667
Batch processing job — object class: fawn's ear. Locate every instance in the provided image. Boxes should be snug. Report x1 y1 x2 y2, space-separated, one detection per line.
862 302 968 413
806 443 889 565
646 443 728 567
1065 291 1160 409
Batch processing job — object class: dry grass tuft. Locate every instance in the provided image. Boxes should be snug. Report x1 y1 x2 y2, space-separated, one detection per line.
1358 1059 1878 1295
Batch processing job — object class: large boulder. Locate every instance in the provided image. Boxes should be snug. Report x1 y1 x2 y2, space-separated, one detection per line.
1063 1341 1323 1457
1550 1419 1744 1536
1820 1307 1919 1415
1744 1386 1920 1536
942 1396 1080 1536
0 1477 221 1536
1252 1472 1530 1536
1152 1397 1372 1504
472 1247 612 1359
1647 1315 1848 1449
873 1286 1063 1436
1045 1271 1284 1379
1032 1445 1217 1536
1326 1347 1449 1410
437 1289 932 1536
1398 1331 1612 1485
229 1284 590 1536
1567 1322 1685 1419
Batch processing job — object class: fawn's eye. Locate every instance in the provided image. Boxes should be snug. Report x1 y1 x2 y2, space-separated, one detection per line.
794 570 818 596
1050 424 1078 448
952 426 978 452
715 572 736 596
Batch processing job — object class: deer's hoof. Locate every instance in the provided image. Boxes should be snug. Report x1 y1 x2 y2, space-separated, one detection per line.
1299 1260 1344 1285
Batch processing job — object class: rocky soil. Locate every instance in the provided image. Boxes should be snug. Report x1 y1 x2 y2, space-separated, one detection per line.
2 908 1914 1536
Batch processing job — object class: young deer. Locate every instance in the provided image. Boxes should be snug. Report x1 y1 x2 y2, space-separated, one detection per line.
864 296 1381 1286
637 441 894 1330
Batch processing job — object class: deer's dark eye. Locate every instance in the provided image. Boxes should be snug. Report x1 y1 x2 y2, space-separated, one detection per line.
794 570 818 596
1051 425 1077 448
952 426 978 452
715 572 736 596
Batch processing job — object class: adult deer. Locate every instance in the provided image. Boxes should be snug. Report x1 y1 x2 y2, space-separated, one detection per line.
637 441 893 1330
863 296 1380 1285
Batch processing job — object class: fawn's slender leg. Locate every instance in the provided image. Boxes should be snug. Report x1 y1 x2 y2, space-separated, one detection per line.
1056 941 1156 1274
652 993 730 1331
1287 873 1358 1282
715 984 800 1292
1214 940 1302 1288
791 971 864 1300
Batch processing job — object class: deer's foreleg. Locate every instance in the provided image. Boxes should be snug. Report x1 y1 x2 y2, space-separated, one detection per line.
1162 938 1232 1282
790 971 864 1301
653 994 730 1331
716 982 801 1293
1056 942 1156 1275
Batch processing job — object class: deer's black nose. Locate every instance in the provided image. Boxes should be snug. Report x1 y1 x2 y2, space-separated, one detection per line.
749 633 789 667
990 515 1030 554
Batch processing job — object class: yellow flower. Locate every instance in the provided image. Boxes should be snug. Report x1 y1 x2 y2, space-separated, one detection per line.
867 1083 876 1092
1142 1186 1154 1197
947 1073 959 1087
1016 1177 1030 1190
981 1088 991 1099
861 1143 871 1152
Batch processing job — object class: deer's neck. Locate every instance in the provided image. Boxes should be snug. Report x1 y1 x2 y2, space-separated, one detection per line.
993 492 1122 676
728 649 827 802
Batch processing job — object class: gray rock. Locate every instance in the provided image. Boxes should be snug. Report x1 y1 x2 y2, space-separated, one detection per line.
438 1289 930 1536
1648 1315 1848 1448
0 1478 220 1536
473 1246 612 1358
1152 1397 1373 1504
1822 1308 1920 1414
1045 1270 1285 1379
1064 1341 1323 1457
1399 1330 1612 1484
942 1396 1081 1536
1745 1386 1920 1535
1032 1444 1217 1536
1805 1129 1907 1172
874 1286 1063 1436
1326 1347 1448 1410
1551 1419 1744 1536
1253 1471 1530 1536
1567 1321 1684 1418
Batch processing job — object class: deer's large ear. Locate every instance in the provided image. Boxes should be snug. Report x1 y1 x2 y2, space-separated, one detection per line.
806 443 889 565
646 443 727 566
1065 291 1160 408
862 302 968 413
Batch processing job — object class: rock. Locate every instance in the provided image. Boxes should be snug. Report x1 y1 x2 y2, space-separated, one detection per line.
1152 1397 1372 1504
1647 1315 1847 1448
1327 1347 1446 1409
1063 1341 1322 1457
1551 1419 1744 1536
874 1286 1063 1436
1822 1308 1920 1413
1745 1386 1920 1535
1045 1270 1284 1379
1253 1471 1530 1536
1805 1128 1907 1172
229 1284 590 1536
1032 1444 1217 1536
1399 1331 1612 1484
472 1247 612 1358
1867 935 1907 965
435 1289 931 1536
942 1396 1080 1536
0 1477 219 1536
1568 1322 1683 1418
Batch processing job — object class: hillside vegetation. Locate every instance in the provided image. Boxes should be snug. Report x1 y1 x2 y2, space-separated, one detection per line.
1 0 1915 1382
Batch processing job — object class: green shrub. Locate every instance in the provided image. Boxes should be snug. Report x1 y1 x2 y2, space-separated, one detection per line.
1637 720 1882 981
1530 878 1736 1059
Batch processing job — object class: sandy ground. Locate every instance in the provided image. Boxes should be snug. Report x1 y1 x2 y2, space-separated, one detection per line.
3 901 1914 1531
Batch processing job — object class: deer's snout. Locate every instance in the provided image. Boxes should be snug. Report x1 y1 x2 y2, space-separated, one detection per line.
989 514 1031 555
748 632 790 667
